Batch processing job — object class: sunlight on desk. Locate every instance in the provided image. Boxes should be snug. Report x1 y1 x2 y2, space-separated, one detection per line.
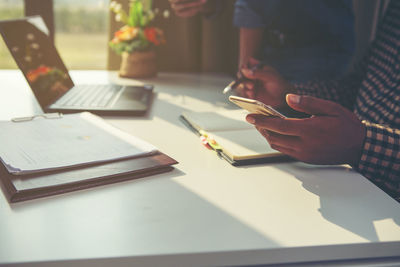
173 163 400 246
374 219 400 241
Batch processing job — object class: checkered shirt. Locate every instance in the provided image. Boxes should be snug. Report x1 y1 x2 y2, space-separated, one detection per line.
294 0 400 202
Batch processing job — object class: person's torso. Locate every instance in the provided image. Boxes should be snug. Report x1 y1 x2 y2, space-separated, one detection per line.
240 0 355 81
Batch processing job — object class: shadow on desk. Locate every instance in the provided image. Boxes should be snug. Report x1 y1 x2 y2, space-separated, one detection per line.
274 163 400 242
6 168 281 256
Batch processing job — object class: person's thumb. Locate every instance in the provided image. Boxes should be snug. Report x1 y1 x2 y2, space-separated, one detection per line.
286 94 342 116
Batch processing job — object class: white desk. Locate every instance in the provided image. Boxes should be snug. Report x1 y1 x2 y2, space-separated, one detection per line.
0 70 400 266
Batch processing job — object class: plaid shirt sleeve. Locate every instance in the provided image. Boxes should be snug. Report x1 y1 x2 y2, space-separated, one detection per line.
354 122 400 202
293 59 367 111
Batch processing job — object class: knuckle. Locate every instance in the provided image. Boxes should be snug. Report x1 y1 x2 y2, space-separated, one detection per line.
270 143 279 151
265 133 275 143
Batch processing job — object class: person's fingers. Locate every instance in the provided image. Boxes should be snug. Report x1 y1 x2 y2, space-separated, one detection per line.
170 0 206 11
286 94 342 116
256 126 296 156
263 131 302 151
246 114 307 136
169 0 205 5
244 88 255 99
235 83 246 97
242 80 254 90
175 7 203 17
255 126 269 137
236 70 243 79
246 57 260 68
268 143 297 156
234 81 255 98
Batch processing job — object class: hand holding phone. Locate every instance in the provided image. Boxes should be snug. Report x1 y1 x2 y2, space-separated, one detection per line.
229 96 287 118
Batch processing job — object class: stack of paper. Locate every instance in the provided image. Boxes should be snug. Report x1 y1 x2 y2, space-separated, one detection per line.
0 112 157 175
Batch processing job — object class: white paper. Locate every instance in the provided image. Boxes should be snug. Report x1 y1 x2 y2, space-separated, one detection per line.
0 112 157 175
182 109 253 132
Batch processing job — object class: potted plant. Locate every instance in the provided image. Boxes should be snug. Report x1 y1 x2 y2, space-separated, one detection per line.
109 0 167 78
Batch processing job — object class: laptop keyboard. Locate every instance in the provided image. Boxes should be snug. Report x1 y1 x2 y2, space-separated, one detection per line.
56 84 123 108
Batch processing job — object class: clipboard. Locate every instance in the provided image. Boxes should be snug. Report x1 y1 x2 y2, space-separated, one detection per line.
0 113 178 202
10 112 64 122
0 112 160 175
0 151 177 203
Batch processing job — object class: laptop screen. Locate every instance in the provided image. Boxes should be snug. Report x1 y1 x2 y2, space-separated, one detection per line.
0 16 74 108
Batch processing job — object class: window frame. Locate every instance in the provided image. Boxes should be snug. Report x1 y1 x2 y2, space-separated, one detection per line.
24 0 54 41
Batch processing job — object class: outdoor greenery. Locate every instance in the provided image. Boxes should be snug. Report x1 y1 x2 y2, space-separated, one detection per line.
0 5 23 20
0 0 109 69
56 33 108 69
0 2 23 69
55 6 108 34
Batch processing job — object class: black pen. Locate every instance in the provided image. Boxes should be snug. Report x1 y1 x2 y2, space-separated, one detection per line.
223 62 263 94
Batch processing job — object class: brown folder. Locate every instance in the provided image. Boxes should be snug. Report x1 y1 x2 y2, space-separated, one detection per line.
0 152 177 203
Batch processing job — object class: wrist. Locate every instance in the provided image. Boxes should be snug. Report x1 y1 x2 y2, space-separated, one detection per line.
349 120 367 166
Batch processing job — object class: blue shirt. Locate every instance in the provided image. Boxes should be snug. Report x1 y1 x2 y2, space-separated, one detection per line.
234 0 355 82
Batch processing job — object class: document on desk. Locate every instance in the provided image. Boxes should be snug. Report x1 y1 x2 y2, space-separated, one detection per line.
0 112 157 175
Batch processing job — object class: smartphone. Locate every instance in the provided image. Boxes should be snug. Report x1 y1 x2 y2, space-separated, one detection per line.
229 95 287 118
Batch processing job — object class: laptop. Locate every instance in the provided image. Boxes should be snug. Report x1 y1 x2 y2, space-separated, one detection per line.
0 16 153 116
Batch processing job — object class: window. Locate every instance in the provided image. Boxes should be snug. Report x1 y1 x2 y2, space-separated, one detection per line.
0 0 24 69
0 0 109 70
54 0 109 69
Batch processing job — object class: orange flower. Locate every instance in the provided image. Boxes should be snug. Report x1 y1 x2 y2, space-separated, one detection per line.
144 27 165 46
113 26 139 43
27 65 51 83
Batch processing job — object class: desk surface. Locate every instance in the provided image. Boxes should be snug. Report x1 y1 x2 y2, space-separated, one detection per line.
0 70 400 267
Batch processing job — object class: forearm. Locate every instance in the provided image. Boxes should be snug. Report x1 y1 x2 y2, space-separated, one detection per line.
239 27 264 69
353 121 400 202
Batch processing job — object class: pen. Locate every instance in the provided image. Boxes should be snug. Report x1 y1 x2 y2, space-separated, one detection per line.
222 77 245 94
223 62 263 94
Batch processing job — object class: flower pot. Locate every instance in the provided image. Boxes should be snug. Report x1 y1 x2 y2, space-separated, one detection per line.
119 50 157 78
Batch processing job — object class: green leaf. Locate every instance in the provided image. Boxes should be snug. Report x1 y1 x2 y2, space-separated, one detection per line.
128 1 138 26
136 2 143 27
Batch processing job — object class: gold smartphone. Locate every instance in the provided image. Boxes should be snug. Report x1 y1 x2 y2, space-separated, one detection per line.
229 96 287 118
